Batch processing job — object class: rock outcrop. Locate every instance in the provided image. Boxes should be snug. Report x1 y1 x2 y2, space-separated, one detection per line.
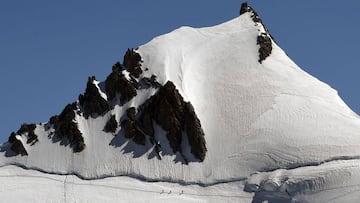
8 132 28 156
183 102 206 161
10 138 28 156
257 33 272 63
49 103 85 153
240 2 274 63
5 47 206 161
104 115 118 133
121 107 146 145
123 48 143 78
105 63 137 104
16 123 38 145
136 81 207 161
7 123 38 156
79 76 110 118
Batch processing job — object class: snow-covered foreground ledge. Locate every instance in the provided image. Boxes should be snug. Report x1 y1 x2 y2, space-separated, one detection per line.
0 165 251 203
2 159 360 202
246 159 360 202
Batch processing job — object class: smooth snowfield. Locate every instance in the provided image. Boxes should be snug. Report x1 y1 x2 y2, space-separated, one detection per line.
1 11 360 202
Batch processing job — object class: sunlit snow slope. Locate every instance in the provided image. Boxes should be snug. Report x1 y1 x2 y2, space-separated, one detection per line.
1 4 360 202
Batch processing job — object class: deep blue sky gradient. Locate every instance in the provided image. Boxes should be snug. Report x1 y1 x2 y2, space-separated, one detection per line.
1 1 359 142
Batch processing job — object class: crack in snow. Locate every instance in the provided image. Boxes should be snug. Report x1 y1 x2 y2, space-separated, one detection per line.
63 175 67 203
0 163 247 187
0 166 252 199
258 155 360 173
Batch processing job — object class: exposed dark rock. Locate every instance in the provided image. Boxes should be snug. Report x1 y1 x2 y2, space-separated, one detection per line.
121 119 137 139
27 131 38 145
137 81 207 161
79 76 110 118
10 139 28 156
13 123 39 145
8 132 16 143
257 33 272 63
104 115 118 133
126 107 136 120
120 107 146 145
49 115 59 125
144 81 184 153
184 102 207 161
123 48 143 78
105 63 137 104
240 2 251 15
17 123 36 135
240 2 262 24
138 109 154 137
120 120 146 145
132 131 146 146
8 130 29 156
51 102 85 153
112 61 124 71
138 75 161 89
240 2 274 63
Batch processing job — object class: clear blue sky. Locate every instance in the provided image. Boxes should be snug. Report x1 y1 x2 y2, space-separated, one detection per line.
1 1 359 142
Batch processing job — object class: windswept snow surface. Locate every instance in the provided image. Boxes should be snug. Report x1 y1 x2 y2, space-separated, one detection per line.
1 12 360 202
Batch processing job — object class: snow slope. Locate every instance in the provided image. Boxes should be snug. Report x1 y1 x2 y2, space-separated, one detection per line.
1 6 360 202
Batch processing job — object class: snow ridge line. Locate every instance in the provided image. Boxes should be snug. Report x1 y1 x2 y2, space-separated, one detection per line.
258 155 360 173
0 163 247 187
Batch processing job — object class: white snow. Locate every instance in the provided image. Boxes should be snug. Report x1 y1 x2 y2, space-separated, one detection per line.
1 11 360 202
0 165 252 203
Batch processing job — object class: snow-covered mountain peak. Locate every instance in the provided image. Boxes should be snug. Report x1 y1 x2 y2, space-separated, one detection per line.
1 4 360 197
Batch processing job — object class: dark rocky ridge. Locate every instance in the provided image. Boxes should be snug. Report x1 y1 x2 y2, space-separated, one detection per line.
6 44 207 162
123 48 143 78
183 102 207 161
16 123 38 145
105 63 137 104
257 33 272 63
8 123 39 156
240 2 273 63
10 138 28 156
121 107 146 146
79 76 110 118
135 81 207 161
49 103 85 153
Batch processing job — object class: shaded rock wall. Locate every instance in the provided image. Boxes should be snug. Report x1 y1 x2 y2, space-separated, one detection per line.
10 138 28 156
136 81 207 161
121 107 146 145
183 102 206 161
8 132 28 156
104 115 118 133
